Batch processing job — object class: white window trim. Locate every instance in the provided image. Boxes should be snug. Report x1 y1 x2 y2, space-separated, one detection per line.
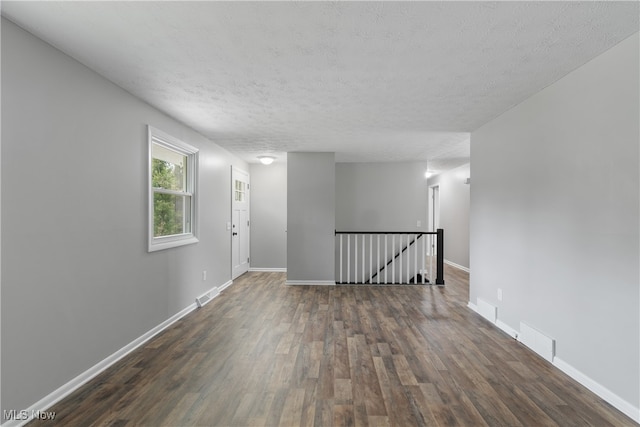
148 125 199 252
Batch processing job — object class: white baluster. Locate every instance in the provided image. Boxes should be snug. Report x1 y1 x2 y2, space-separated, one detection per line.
339 234 343 284
362 234 365 284
369 234 373 284
398 234 404 283
414 234 417 283
354 234 358 284
406 234 409 283
392 235 396 284
405 234 408 283
347 234 351 284
405 234 409 283
377 234 380 284
421 234 426 284
384 234 388 284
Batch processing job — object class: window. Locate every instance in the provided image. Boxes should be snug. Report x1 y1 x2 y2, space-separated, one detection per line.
148 126 199 252
234 179 246 202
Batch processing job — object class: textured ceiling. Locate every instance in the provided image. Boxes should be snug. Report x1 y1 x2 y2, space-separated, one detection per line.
3 1 638 169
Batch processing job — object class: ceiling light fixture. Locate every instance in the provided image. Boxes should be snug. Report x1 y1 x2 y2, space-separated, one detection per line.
425 171 435 179
258 156 275 165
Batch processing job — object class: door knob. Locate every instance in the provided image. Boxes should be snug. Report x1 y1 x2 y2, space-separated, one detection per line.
232 232 238 236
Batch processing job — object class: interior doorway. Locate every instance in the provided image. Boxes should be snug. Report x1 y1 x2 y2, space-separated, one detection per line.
429 185 440 232
428 185 440 256
232 167 250 279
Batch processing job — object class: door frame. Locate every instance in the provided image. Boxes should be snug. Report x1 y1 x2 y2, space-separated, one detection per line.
429 184 440 232
428 184 440 256
231 166 250 279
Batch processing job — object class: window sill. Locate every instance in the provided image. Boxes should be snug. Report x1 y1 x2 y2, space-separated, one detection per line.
148 235 199 252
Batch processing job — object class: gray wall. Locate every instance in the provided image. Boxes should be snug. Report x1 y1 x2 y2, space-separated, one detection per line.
471 33 639 408
428 163 470 269
249 162 287 270
287 152 335 282
336 162 429 231
1 19 248 414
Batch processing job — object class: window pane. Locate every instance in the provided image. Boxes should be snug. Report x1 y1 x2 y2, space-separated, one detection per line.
153 193 191 237
152 145 187 191
234 180 245 202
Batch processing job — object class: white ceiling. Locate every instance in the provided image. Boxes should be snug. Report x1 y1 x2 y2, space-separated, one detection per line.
3 1 638 169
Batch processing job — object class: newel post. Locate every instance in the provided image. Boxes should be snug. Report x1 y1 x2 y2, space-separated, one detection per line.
436 228 445 285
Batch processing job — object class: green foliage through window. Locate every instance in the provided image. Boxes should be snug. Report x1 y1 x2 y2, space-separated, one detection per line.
152 158 189 237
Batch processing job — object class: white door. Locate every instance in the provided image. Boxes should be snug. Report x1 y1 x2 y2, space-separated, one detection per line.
232 167 250 279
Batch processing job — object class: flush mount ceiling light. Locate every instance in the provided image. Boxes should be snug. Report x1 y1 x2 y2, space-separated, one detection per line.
425 171 435 179
258 156 275 165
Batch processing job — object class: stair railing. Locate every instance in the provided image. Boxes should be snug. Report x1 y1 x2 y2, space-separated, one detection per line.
335 229 444 285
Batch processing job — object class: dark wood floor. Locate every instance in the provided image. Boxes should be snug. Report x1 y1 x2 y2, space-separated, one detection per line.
30 266 636 426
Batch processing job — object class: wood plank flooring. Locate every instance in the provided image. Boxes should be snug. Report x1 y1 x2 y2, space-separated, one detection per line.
29 266 636 426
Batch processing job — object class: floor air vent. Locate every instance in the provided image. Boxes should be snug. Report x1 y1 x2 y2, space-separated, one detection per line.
196 288 219 308
196 294 211 308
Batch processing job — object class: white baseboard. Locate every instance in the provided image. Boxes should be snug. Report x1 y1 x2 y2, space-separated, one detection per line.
1 304 196 427
1 280 234 427
218 279 233 292
285 280 335 286
444 259 470 273
248 267 287 272
467 299 639 424
468 301 517 338
553 357 640 424
495 320 518 339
